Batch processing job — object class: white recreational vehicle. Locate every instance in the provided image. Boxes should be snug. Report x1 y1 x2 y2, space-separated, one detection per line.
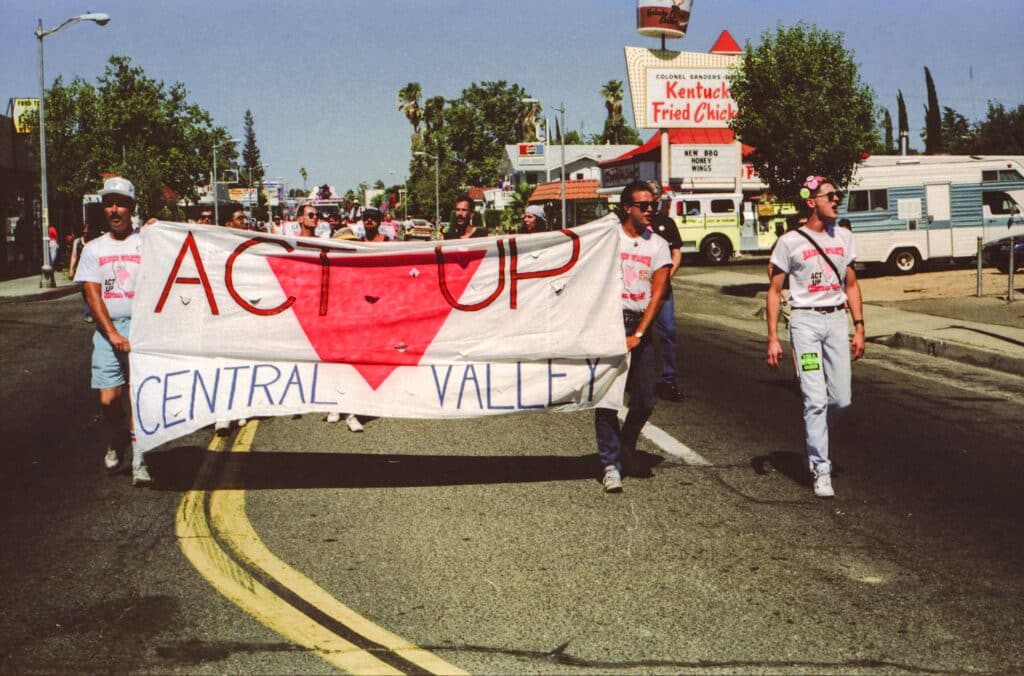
839 156 1024 274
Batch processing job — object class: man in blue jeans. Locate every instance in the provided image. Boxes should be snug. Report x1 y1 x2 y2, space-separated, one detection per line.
647 182 684 401
594 181 672 493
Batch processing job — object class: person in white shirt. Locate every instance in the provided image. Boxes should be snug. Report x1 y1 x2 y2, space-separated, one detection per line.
766 175 865 498
76 177 151 486
594 181 672 493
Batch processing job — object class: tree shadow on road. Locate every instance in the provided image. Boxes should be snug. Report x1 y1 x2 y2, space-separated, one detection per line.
146 446 665 492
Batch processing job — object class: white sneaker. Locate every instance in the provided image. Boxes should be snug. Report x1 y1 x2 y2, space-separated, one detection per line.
132 463 153 487
814 473 835 498
236 418 247 427
104 448 119 471
602 465 623 493
214 419 231 436
345 414 364 432
325 412 341 423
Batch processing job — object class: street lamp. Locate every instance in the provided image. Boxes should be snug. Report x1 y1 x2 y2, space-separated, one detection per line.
212 138 239 227
414 151 439 228
522 97 566 228
35 12 110 288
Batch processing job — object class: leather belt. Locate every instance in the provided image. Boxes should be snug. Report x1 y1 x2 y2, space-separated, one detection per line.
791 304 846 313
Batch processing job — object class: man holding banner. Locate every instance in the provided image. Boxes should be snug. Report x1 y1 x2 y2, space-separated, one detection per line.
76 177 150 486
595 182 672 493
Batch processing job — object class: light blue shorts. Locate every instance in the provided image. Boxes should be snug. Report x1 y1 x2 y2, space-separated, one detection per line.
91 317 131 389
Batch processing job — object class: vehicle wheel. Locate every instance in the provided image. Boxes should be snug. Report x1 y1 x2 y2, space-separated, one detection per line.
887 248 921 275
701 235 732 265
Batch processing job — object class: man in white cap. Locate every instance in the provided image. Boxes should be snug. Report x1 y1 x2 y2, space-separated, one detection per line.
75 176 151 486
520 205 548 234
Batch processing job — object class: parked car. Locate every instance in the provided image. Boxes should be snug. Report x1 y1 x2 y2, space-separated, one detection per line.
404 218 434 240
983 235 1024 274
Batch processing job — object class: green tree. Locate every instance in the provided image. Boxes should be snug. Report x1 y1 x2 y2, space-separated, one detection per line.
728 22 878 198
881 107 894 153
27 55 234 219
594 79 642 144
397 82 423 151
897 89 910 152
974 102 1024 154
922 67 943 153
241 109 263 185
941 106 975 153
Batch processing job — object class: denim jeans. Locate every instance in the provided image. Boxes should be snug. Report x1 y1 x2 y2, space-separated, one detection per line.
655 290 677 385
788 309 852 476
595 311 657 471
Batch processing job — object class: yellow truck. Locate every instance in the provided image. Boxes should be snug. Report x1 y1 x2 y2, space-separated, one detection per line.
667 192 796 264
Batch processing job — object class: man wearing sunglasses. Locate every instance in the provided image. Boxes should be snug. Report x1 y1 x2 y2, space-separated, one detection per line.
765 175 865 499
595 181 672 493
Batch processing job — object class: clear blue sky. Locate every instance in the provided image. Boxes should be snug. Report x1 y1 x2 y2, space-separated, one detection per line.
4 0 1023 194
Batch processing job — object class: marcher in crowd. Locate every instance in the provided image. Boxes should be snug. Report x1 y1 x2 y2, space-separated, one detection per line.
594 181 672 493
48 224 60 269
297 204 320 238
212 207 252 435
647 181 684 402
766 175 865 498
325 207 390 432
444 195 486 239
520 205 548 234
68 223 97 323
76 177 151 486
196 209 214 226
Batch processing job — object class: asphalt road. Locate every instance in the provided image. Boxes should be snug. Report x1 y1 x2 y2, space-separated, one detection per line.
1 285 1021 674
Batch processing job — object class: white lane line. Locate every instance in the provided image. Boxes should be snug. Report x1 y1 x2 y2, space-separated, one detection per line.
618 408 712 466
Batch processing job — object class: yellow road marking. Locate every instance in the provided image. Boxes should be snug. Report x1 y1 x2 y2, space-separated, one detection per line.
176 421 466 675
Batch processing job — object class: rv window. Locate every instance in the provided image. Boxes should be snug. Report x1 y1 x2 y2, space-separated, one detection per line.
982 191 1016 215
681 201 700 216
710 199 735 214
983 169 1024 182
847 189 888 212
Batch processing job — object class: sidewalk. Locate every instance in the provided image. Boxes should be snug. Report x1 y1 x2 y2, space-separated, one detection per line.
676 269 1024 377
0 273 79 303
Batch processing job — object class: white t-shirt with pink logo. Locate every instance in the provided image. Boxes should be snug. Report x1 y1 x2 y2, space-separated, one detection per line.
76 232 142 319
769 225 857 308
619 228 672 314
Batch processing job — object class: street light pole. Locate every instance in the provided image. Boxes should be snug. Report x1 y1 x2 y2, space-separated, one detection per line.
212 138 239 227
35 12 110 288
554 102 567 229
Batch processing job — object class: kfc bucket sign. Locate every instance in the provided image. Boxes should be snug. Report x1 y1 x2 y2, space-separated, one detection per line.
637 0 694 39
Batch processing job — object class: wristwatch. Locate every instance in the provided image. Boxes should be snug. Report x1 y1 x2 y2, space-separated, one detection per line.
634 330 644 338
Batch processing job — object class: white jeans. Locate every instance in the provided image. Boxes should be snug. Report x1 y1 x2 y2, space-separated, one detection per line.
788 309 852 476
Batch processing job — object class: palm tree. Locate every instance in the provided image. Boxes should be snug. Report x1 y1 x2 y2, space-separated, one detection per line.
423 95 445 147
601 80 624 125
397 82 424 149
299 167 308 192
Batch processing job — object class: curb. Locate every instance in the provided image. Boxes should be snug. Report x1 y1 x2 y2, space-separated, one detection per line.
0 285 79 304
877 331 1024 377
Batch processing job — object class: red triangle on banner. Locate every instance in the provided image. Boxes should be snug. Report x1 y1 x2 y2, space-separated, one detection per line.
267 249 487 390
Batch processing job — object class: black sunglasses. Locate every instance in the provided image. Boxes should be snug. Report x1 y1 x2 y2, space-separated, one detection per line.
629 200 655 211
815 191 843 203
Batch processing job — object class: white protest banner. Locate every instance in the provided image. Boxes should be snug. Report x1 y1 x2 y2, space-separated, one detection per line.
130 217 629 452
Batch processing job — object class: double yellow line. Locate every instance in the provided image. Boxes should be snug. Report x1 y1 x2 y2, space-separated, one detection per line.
176 421 465 675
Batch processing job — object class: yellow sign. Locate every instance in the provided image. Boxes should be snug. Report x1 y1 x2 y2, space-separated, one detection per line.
13 98 39 134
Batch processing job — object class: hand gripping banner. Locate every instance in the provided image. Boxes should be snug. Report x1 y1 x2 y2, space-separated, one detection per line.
129 216 629 452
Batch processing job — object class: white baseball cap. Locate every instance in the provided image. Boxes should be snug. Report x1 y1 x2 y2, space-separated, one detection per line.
98 176 136 201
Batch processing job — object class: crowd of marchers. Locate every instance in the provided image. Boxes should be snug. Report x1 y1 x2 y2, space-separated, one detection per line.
77 173 862 500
